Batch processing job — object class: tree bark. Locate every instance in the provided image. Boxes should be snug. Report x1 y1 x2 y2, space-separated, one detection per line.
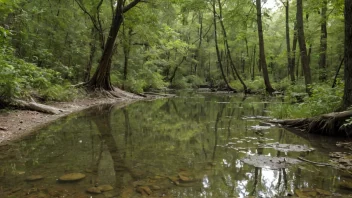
255 0 275 94
123 26 133 89
217 0 248 93
332 58 344 88
85 0 141 91
84 27 97 82
319 0 328 81
212 0 235 92
12 99 64 115
283 0 294 84
343 0 352 109
291 22 298 83
296 0 312 95
252 45 256 81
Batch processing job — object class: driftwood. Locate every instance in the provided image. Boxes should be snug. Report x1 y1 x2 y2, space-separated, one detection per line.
12 99 64 115
297 157 332 167
269 111 352 136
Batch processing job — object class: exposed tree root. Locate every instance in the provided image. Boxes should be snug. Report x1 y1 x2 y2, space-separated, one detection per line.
269 111 352 136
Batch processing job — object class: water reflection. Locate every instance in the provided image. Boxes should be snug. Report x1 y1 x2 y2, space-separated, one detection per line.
0 93 351 197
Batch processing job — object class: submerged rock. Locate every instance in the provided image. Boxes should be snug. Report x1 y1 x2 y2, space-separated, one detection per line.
241 155 301 169
250 125 271 130
25 175 44 181
86 187 101 194
329 152 352 170
259 143 315 153
97 184 113 192
58 173 85 182
136 186 152 196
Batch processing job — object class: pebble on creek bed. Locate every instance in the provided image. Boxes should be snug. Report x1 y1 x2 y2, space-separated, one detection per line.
58 173 86 182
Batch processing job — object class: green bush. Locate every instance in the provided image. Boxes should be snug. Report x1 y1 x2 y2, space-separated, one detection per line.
40 84 80 101
269 83 343 119
0 33 77 102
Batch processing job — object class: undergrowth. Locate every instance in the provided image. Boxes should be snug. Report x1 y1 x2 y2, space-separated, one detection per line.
0 28 78 102
269 81 344 119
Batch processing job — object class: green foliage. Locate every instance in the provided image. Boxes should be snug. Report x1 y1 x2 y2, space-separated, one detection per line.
172 77 190 89
269 83 344 118
40 84 80 102
230 77 266 92
343 117 352 128
0 33 76 102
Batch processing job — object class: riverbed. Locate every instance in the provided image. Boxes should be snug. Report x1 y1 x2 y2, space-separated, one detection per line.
0 92 351 197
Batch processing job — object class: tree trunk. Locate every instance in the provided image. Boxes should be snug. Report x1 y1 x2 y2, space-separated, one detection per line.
296 0 312 95
291 22 298 83
123 26 133 89
169 57 186 84
194 12 203 76
332 58 344 88
343 0 352 109
256 0 275 94
283 0 294 84
12 99 64 115
84 27 97 82
212 0 235 92
252 46 256 81
319 0 328 81
85 0 141 91
217 0 248 93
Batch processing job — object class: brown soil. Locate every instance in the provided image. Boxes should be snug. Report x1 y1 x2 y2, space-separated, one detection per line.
0 88 153 146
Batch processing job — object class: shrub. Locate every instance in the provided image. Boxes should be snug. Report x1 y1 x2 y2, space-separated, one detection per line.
0 32 76 102
269 83 344 119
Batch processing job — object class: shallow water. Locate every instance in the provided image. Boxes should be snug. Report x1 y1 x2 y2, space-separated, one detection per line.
0 93 351 197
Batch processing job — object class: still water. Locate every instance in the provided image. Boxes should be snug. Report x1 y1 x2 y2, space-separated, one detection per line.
0 93 351 197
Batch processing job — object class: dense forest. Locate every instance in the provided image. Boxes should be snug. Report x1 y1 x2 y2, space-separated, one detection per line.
0 0 351 117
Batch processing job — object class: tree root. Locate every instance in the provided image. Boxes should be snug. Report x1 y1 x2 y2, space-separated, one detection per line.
269 111 352 136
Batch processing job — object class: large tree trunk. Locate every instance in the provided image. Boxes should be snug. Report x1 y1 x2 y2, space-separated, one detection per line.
212 0 235 92
85 0 141 91
343 0 352 109
319 0 328 81
255 0 275 94
296 0 312 95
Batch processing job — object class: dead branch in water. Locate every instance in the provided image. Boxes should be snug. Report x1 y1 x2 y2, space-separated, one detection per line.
269 111 352 136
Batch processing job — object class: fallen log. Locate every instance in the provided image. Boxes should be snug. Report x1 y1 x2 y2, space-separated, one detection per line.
12 99 64 115
269 111 352 136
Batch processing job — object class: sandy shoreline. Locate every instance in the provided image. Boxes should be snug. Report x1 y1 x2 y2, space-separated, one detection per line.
0 96 137 146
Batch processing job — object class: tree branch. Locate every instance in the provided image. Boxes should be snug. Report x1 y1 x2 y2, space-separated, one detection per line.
74 0 100 32
123 0 142 13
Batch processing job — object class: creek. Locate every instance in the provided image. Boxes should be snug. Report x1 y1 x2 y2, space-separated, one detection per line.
0 92 351 197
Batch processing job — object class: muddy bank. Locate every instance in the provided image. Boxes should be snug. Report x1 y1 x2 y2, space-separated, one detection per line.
0 96 139 146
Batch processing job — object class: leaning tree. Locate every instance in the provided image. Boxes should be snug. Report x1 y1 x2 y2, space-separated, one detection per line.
85 0 142 91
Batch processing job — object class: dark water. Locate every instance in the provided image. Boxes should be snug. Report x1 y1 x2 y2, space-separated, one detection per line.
0 93 351 198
